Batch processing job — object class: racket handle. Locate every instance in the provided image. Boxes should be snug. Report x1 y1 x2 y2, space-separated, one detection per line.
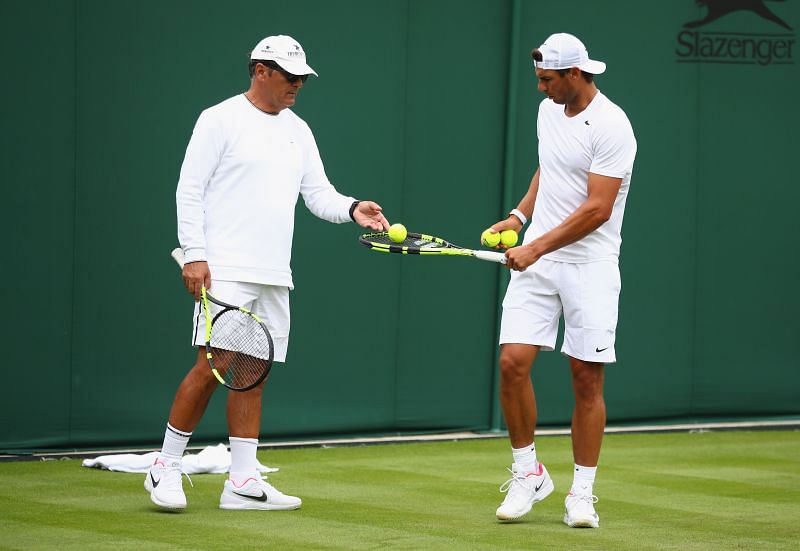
171 247 186 268
473 250 507 264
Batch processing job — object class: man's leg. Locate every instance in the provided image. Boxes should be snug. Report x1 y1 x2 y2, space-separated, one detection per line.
146 348 218 510
564 356 605 528
168 348 219 431
216 282 299 511
220 377 301 511
226 382 264 482
499 343 539 449
226 382 264 438
568 357 605 468
495 343 554 521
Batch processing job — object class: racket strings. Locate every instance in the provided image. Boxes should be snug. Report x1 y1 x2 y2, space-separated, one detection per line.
363 232 449 249
209 310 272 389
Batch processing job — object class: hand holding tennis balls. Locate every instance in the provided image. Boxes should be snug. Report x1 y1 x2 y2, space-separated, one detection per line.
388 223 407 243
481 229 501 248
500 229 518 247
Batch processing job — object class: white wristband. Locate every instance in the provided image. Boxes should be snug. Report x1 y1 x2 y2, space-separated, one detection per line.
509 208 528 225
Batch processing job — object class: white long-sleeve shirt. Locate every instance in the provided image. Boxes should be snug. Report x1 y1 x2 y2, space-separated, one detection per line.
176 94 354 288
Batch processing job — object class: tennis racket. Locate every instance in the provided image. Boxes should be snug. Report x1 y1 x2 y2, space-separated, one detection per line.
170 248 273 392
359 231 507 264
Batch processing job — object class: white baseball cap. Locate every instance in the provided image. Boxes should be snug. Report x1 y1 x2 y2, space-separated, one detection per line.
250 35 318 76
534 33 606 75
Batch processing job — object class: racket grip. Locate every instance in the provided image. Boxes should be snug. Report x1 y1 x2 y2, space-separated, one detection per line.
473 250 507 264
171 247 186 268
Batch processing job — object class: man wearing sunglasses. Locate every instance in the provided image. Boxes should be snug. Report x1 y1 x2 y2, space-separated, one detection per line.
246 56 310 114
147 35 390 512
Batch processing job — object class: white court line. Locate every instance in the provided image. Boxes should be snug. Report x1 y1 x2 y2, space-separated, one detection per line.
259 419 800 449
2 418 797 461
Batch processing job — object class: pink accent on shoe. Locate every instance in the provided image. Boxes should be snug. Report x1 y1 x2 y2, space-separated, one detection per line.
229 477 259 488
524 463 545 478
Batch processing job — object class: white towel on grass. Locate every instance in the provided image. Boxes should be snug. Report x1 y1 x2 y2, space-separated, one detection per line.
81 443 279 474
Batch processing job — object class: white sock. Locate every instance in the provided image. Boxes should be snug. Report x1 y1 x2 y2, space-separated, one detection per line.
511 443 538 473
572 464 597 494
229 436 259 482
160 423 191 460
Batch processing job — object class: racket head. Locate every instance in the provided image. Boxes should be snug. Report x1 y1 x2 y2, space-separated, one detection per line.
358 231 507 263
359 231 458 254
202 293 274 392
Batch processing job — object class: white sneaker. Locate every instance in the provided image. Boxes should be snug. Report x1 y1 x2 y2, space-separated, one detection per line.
219 476 302 511
495 463 554 521
564 489 600 528
144 456 191 510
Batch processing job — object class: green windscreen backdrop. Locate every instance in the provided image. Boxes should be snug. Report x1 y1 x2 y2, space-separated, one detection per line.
2 0 798 451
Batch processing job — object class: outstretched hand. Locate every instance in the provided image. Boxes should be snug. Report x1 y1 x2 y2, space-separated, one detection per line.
353 201 390 231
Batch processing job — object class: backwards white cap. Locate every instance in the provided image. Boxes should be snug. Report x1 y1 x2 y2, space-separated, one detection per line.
534 33 606 74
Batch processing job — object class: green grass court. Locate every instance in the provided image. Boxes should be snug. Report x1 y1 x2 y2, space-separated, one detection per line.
1 430 798 550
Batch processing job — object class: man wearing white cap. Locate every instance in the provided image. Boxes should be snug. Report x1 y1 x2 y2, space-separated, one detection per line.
145 35 390 512
487 33 637 528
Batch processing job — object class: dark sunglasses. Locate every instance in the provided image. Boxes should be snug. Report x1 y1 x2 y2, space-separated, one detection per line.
260 61 308 84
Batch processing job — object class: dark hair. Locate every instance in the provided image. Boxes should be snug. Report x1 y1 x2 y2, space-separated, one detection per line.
531 49 594 82
248 59 278 78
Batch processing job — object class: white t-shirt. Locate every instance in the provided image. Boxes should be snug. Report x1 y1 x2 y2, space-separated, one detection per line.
525 91 636 263
176 94 354 288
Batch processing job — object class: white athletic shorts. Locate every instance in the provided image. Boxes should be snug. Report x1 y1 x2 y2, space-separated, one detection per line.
499 258 620 363
192 280 290 363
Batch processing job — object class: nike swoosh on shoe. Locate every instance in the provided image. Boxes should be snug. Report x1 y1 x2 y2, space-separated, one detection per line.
233 490 268 502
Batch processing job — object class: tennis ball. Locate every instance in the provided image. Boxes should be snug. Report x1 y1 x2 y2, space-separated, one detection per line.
481 229 501 248
500 229 518 247
388 223 407 243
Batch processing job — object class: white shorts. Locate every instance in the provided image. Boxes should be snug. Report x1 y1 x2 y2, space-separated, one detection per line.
192 280 290 362
499 258 620 363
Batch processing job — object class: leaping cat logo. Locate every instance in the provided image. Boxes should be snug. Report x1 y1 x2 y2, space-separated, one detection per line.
684 0 792 30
